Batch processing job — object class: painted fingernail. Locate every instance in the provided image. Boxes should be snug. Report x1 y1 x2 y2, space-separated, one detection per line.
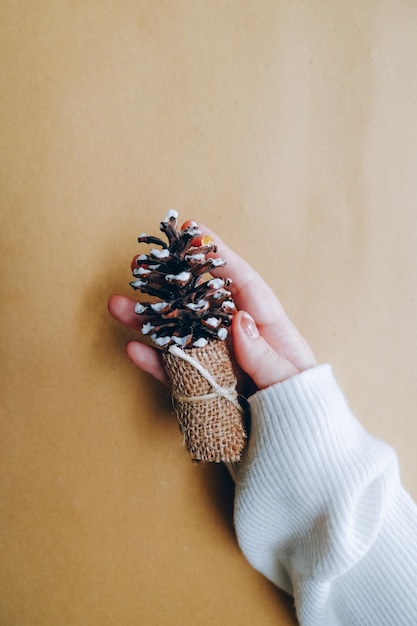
240 312 259 339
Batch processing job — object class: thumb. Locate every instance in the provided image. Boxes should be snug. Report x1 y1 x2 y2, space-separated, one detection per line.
232 311 299 390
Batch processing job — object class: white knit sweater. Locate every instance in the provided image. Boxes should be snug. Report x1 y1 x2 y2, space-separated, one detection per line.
233 365 417 625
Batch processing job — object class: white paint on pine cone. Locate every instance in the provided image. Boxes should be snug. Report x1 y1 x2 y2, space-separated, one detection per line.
193 337 208 348
151 334 171 347
134 303 147 314
163 209 178 221
217 328 228 340
141 322 155 335
131 279 147 288
213 289 231 299
151 248 170 259
172 335 191 346
150 301 168 312
208 278 224 289
185 253 205 261
186 299 207 311
165 271 191 282
205 317 220 328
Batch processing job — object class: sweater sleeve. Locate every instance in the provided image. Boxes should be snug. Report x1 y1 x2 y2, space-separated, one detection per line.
233 364 417 625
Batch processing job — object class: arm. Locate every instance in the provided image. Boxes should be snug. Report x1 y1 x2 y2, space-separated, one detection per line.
235 365 417 624
109 225 417 625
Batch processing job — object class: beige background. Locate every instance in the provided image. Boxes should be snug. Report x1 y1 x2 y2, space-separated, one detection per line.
2 2 417 625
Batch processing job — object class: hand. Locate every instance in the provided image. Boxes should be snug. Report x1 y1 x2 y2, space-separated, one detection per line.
108 225 317 394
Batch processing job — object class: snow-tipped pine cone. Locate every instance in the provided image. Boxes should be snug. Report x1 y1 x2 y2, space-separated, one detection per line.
130 211 246 463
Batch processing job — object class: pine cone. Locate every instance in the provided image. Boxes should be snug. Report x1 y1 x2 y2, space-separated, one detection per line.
130 211 246 463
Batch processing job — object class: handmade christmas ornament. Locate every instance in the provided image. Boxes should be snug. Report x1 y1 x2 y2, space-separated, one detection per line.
130 211 246 463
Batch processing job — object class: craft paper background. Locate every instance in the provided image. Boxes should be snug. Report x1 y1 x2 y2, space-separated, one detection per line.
1 2 417 624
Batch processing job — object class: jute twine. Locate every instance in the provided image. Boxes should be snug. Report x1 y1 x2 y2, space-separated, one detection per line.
162 340 247 463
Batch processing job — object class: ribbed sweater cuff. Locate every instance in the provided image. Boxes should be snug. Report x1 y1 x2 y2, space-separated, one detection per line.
233 365 417 623
241 366 398 550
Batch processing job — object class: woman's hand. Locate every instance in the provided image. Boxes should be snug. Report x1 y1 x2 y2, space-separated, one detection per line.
108 225 316 394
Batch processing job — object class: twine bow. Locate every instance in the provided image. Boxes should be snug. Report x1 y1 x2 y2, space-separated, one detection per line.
168 345 243 413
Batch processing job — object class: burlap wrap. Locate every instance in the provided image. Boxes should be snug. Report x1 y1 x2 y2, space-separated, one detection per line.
162 340 246 463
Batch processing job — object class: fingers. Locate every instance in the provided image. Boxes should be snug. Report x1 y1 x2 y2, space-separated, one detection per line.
199 224 317 371
126 341 170 386
232 310 299 389
109 295 170 386
108 294 144 329
199 224 285 323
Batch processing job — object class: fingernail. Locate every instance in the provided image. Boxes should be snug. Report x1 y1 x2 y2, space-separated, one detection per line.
240 312 259 339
